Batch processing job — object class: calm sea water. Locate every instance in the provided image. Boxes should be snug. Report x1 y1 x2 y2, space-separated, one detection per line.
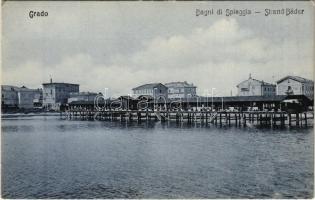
1 116 313 198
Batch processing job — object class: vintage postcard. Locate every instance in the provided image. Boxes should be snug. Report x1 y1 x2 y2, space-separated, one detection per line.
1 1 314 199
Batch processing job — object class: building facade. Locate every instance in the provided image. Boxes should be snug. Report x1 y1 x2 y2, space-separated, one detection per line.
1 85 19 109
17 88 41 109
165 81 197 99
67 92 98 103
132 83 168 99
42 82 79 110
237 76 276 96
276 76 314 97
33 90 43 108
1 85 42 110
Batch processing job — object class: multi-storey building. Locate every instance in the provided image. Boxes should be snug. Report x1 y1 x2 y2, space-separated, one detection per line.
132 83 168 99
1 85 19 109
1 85 42 110
276 75 314 97
165 81 197 99
237 75 276 96
17 87 42 109
42 80 79 110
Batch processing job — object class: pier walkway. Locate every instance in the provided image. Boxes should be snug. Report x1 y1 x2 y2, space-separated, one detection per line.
61 109 314 128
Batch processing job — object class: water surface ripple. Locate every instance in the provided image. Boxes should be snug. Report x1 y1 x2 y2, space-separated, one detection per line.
1 116 313 198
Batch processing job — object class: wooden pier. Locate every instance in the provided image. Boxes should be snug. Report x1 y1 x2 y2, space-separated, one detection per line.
61 109 314 128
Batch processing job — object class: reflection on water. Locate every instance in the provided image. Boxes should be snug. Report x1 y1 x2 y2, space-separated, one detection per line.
1 116 313 198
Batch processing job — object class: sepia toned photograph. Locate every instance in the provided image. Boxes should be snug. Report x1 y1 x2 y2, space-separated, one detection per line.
1 1 314 199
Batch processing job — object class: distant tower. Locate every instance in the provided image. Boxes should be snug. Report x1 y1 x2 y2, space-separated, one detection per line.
50 75 53 83
249 73 252 79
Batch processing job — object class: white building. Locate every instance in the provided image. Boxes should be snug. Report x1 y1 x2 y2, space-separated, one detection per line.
42 80 79 110
237 75 276 96
165 81 197 99
132 83 168 99
276 76 314 97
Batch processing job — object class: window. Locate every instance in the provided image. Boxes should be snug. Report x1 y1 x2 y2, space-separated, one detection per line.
241 88 249 91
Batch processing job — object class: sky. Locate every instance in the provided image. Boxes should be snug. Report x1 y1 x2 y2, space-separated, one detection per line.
2 1 314 97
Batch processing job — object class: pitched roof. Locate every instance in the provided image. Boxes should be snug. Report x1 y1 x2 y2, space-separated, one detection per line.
42 82 79 86
146 95 289 104
1 85 41 92
70 92 98 95
137 95 154 100
236 78 275 87
185 95 287 103
1 85 21 91
132 83 166 90
118 96 135 100
277 76 314 84
165 81 196 88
